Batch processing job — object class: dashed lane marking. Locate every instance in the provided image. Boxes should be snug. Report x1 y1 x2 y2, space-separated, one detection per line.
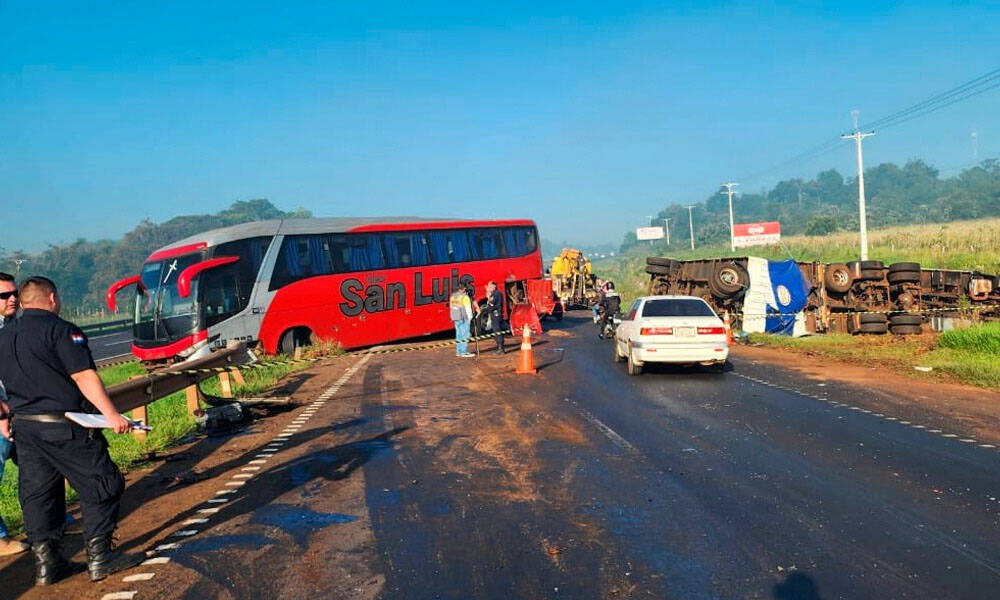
114 352 375 600
734 372 998 453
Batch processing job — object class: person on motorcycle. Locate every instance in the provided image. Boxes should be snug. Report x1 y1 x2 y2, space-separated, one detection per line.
590 278 605 323
597 281 621 339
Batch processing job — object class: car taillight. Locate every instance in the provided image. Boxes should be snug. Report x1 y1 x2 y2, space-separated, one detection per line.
640 327 673 335
697 327 725 335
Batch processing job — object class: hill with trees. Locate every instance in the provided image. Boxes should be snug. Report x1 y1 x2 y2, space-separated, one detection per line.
0 199 310 315
621 159 1000 252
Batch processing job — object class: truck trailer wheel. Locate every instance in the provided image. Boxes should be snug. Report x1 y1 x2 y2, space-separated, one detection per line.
710 263 749 297
824 264 853 293
646 257 677 268
889 324 922 335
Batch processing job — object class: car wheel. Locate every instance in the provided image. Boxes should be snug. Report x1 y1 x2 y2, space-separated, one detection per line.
627 344 643 375
613 336 625 363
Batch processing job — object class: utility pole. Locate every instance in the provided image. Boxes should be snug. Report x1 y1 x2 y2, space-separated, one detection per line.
721 182 739 252
685 205 696 250
842 110 874 261
663 217 671 245
972 128 979 163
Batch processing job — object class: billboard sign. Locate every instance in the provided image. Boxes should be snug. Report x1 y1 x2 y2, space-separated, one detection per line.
636 226 665 241
733 221 780 248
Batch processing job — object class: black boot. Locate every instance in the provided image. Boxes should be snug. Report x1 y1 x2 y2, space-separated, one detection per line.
85 534 141 582
32 539 84 586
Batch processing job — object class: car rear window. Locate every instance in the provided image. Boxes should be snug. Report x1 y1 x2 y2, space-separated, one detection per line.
642 299 716 317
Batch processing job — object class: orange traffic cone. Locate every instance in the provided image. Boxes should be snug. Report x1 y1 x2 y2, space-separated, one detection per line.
723 311 733 345
516 324 537 374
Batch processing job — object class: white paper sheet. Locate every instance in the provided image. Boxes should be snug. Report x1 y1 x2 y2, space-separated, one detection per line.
64 412 152 431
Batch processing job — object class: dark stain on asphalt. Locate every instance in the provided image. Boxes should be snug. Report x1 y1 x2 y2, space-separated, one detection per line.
249 503 358 546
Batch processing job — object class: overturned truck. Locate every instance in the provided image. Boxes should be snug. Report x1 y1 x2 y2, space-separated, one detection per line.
645 256 1000 335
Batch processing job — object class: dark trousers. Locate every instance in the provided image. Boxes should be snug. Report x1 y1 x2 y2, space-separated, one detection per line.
489 311 505 350
14 419 125 543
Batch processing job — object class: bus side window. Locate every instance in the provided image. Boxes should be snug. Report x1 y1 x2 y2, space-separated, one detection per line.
383 233 414 268
411 233 430 266
429 232 451 263
329 235 350 272
345 234 385 271
503 228 526 256
473 227 507 259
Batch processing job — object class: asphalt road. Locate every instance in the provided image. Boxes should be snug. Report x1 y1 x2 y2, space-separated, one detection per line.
360 315 1000 599
19 313 995 599
87 329 133 362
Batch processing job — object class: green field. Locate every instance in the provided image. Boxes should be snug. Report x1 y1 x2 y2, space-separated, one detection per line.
0 352 328 537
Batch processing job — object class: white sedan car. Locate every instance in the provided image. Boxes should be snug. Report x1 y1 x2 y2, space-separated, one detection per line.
613 295 729 375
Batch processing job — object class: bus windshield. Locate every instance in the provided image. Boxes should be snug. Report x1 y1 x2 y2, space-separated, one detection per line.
134 254 203 342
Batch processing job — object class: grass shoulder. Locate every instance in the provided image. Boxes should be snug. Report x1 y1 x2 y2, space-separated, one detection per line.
745 322 1000 390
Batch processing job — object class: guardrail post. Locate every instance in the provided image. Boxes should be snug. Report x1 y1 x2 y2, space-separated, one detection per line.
131 405 148 441
219 370 233 399
186 384 203 415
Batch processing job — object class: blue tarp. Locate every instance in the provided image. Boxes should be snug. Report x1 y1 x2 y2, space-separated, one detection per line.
765 259 811 335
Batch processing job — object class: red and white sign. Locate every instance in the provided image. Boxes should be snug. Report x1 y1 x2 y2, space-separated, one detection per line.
733 221 780 248
636 226 665 241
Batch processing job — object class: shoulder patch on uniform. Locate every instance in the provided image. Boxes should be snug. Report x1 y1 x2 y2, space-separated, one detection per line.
71 333 86 345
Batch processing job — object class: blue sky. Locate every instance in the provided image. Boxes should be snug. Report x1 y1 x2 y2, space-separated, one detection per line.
2 1 998 252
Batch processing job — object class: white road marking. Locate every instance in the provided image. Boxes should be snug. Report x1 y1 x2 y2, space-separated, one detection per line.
577 407 638 454
207 498 229 504
172 530 198 537
183 518 209 525
123 573 156 582
215 489 236 495
249 459 268 464
155 543 180 551
225 481 245 487
241 466 261 471
198 508 221 514
233 473 253 479
142 557 171 565
101 592 138 600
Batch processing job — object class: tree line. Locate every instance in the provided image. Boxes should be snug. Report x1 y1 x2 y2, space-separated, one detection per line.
0 200 311 314
621 158 1000 252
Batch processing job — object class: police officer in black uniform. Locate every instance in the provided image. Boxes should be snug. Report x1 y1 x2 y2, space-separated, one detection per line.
0 276 134 585
483 281 506 354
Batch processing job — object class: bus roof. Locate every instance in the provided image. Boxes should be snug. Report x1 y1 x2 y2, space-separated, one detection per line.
145 217 537 262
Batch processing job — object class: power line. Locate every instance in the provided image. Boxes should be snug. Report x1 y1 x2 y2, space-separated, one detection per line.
736 66 1000 184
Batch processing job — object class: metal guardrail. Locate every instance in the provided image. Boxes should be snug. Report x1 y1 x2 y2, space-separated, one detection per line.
80 318 132 336
108 343 250 413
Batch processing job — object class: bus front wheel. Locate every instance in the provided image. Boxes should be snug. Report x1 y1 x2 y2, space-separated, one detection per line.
279 327 313 355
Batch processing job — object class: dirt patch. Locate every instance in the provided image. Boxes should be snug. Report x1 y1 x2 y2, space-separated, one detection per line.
733 344 1000 444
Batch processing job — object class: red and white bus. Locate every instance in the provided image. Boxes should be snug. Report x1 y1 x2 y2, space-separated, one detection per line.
106 218 545 362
